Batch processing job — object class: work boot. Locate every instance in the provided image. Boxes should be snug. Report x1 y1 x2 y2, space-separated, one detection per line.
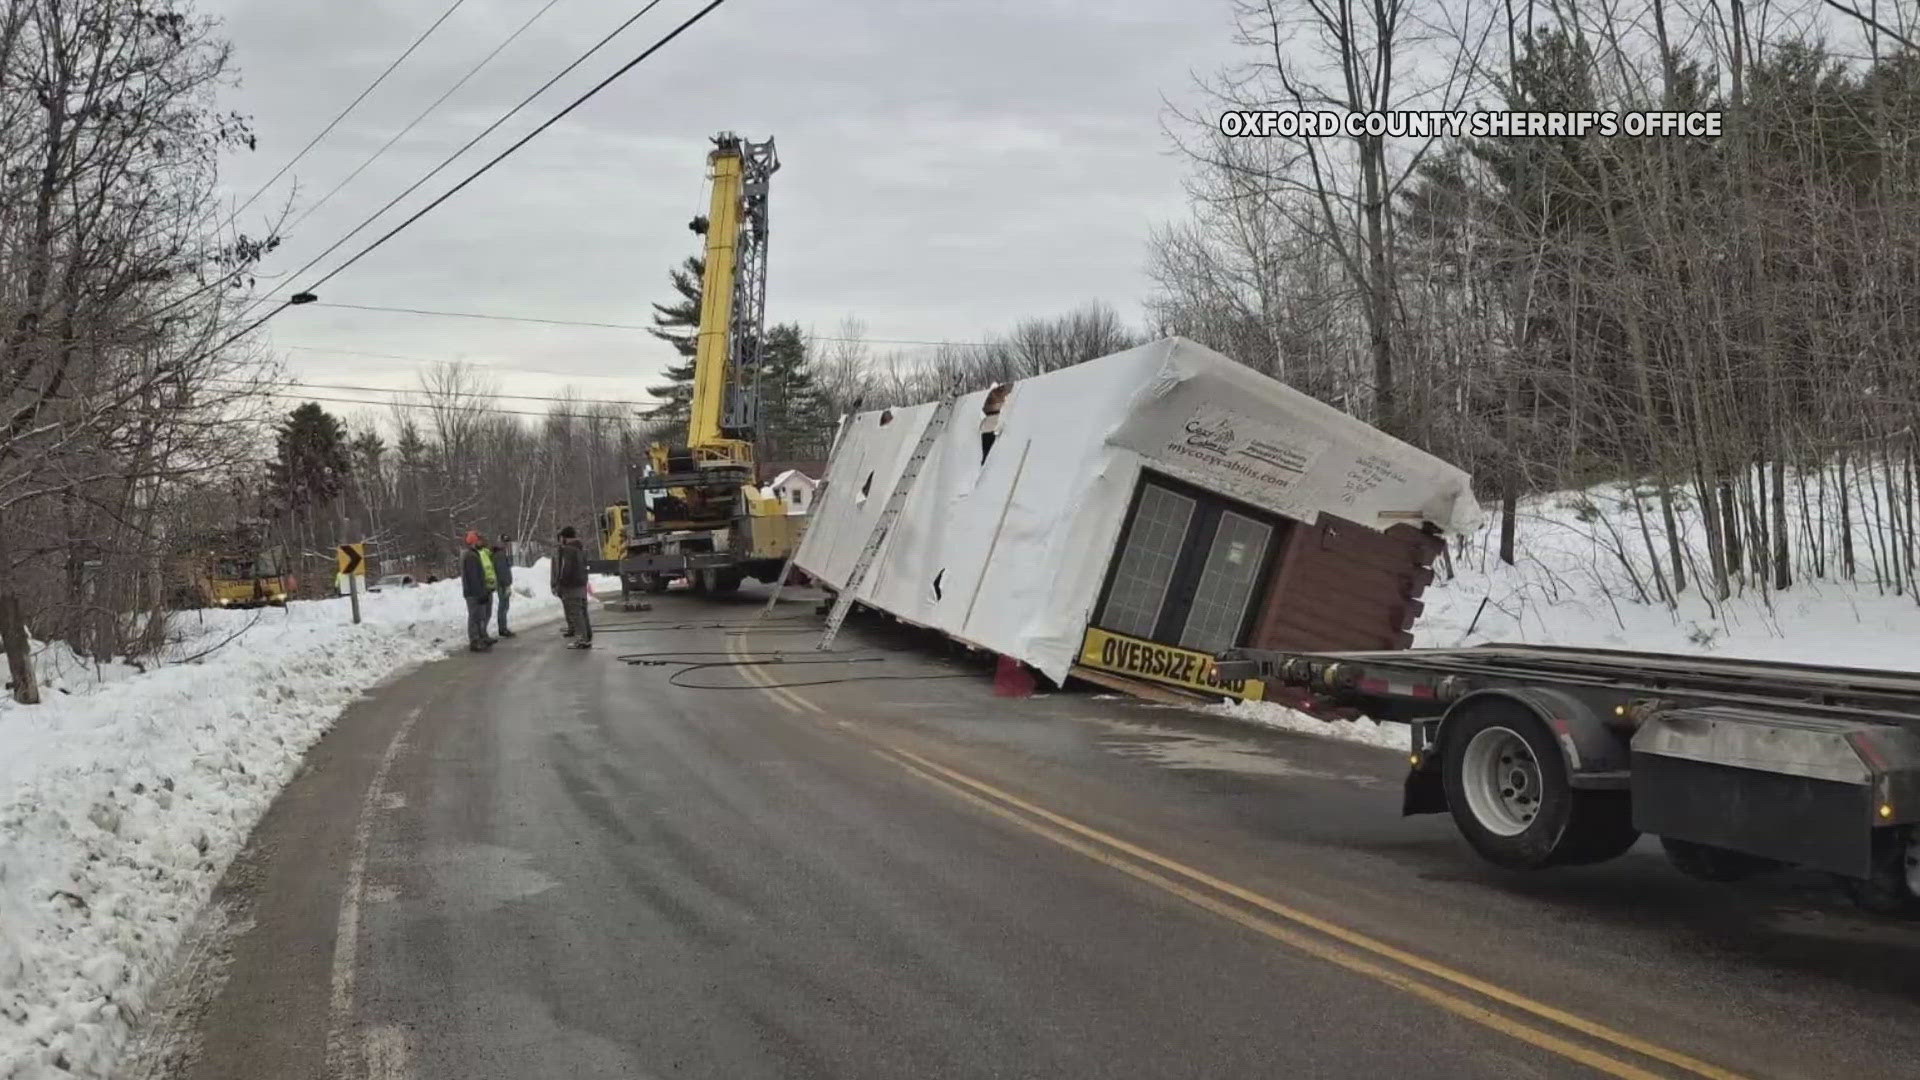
569 640 593 650
561 628 575 638
500 629 516 639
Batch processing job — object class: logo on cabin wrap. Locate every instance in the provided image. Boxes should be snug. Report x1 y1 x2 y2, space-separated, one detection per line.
1079 627 1266 701
1184 416 1237 455
1141 406 1333 511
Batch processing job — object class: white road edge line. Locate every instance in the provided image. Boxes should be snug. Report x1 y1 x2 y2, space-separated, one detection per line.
327 705 425 1080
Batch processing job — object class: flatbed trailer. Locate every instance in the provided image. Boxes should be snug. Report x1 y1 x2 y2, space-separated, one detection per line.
1213 643 1920 915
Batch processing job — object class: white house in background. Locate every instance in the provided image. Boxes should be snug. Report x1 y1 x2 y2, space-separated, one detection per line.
764 469 817 515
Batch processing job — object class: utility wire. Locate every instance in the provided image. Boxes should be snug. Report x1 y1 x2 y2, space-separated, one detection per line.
152 0 475 322
230 0 472 223
254 388 647 422
192 0 728 368
285 0 568 235
250 298 994 347
228 0 678 334
279 341 668 380
299 0 718 292
211 376 658 408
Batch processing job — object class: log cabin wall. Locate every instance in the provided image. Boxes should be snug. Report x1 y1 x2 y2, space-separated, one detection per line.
1249 516 1444 653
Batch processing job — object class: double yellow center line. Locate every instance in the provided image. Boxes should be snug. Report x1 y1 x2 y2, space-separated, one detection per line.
723 636 1747 1080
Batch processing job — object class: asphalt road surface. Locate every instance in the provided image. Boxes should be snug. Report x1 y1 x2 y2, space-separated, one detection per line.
125 587 1920 1080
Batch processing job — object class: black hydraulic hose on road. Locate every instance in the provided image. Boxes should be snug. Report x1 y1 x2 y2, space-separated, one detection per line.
619 649 980 691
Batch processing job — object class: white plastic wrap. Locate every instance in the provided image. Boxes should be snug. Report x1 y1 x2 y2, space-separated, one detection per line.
795 337 1482 683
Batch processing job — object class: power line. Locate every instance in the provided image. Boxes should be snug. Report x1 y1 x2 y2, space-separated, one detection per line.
279 341 665 380
228 0 472 224
192 0 729 368
216 376 658 408
254 389 651 423
285 0 568 235
294 0 734 298
260 298 993 347
227 0 677 334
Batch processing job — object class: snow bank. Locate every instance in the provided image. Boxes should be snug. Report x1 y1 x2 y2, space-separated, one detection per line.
0 562 592 1080
1207 698 1414 753
1418 479 1920 672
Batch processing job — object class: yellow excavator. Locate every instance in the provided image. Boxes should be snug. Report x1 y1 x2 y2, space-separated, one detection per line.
593 133 803 599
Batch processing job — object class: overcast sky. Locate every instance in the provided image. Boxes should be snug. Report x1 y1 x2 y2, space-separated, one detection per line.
197 0 1243 425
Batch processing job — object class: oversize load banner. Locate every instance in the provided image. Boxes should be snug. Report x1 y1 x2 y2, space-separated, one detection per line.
1078 627 1266 701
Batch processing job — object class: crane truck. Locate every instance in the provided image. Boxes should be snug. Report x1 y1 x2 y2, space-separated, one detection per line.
591 133 803 600
1212 643 1920 916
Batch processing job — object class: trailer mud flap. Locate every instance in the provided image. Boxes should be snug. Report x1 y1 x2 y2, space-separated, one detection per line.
1632 706 1920 878
1403 767 1446 816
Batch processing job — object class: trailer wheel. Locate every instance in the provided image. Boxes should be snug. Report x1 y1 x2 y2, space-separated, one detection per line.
1661 837 1781 883
641 573 669 594
687 570 710 595
709 570 742 595
1442 702 1638 870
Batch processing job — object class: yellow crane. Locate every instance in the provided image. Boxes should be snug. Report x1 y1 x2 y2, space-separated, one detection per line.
595 133 802 598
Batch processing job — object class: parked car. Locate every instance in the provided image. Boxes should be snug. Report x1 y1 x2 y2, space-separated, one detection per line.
368 574 417 593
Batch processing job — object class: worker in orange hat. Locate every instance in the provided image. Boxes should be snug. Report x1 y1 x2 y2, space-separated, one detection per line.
460 529 498 651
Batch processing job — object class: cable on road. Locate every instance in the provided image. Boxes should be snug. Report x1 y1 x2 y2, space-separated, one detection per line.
617 650 981 691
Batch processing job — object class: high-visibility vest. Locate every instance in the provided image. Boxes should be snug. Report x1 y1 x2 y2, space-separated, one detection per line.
478 547 497 590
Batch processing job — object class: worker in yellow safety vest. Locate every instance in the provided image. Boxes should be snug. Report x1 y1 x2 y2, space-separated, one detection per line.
461 530 498 652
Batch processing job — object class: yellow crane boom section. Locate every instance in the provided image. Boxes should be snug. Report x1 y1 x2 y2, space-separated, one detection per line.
689 144 746 459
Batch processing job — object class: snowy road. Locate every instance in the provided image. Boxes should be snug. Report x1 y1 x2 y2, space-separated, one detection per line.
133 588 1920 1080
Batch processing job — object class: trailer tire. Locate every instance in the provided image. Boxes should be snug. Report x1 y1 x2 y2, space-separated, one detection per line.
1442 701 1639 870
709 570 742 595
641 572 669 594
1661 837 1781 883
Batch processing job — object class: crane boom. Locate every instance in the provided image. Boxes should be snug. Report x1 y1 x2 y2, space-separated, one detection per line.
685 132 777 463
593 131 800 603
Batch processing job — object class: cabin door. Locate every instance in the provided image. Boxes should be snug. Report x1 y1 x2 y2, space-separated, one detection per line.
1094 474 1283 655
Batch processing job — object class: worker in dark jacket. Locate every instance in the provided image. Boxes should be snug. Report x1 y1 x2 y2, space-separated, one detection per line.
461 530 497 652
552 525 592 648
491 538 516 638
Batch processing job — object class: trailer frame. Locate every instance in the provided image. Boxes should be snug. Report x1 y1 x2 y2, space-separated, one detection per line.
1214 642 1920 909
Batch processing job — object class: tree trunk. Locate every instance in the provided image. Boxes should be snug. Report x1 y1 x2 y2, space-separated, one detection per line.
0 531 40 705
1838 449 1856 579
1659 484 1687 594
1771 457 1790 590
1498 486 1518 566
1718 479 1743 584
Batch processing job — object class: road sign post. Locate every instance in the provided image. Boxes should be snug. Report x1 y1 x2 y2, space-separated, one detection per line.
337 542 365 625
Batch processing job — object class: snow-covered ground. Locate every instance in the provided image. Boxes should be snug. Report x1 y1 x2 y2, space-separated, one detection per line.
1216 473 1920 753
0 563 612 1080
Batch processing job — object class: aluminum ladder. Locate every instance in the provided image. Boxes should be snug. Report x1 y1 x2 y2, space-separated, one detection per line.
815 398 957 650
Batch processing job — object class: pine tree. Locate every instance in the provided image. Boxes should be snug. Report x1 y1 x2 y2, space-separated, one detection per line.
267 403 352 512
645 255 703 425
758 323 826 459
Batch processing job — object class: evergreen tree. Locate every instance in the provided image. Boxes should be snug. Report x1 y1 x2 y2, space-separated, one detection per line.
267 403 351 513
757 323 827 459
645 255 703 425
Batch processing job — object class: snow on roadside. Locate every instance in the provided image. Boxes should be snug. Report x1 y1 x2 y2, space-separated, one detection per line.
0 563 597 1080
1207 698 1414 753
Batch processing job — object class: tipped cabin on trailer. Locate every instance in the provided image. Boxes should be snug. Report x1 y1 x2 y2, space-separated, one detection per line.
792 337 1483 700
